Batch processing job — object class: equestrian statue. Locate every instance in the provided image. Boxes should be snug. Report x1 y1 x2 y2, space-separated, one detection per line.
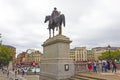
44 7 65 38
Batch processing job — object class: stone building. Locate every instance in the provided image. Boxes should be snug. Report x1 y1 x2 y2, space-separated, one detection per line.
69 49 75 61
16 52 26 63
70 47 87 62
25 49 42 63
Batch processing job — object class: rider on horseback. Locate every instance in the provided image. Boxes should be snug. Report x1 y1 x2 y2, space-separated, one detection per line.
44 7 65 37
51 7 59 21
51 7 61 30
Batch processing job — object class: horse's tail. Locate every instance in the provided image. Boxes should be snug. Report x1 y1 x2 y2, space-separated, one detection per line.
61 14 65 26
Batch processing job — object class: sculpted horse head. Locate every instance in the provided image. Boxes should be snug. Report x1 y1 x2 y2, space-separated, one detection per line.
44 15 50 23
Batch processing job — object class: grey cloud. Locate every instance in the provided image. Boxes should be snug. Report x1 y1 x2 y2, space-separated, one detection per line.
0 0 120 54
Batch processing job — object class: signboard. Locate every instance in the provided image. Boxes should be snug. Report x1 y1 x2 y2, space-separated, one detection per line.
64 64 69 71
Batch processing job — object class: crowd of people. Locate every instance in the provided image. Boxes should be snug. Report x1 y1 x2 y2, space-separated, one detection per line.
0 66 10 78
87 60 117 73
0 64 38 79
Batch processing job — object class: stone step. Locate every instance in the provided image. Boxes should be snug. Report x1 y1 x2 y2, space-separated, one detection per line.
68 75 97 80
76 74 106 80
68 77 80 80
74 75 96 80
67 73 107 80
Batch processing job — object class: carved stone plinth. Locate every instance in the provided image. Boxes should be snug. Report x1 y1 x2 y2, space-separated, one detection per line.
40 35 74 80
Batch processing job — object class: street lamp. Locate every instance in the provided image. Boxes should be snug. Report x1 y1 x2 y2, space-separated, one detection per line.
108 45 111 60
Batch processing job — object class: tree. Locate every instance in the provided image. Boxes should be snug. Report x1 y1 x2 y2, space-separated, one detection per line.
98 50 120 60
0 34 13 65
0 33 2 45
113 50 120 60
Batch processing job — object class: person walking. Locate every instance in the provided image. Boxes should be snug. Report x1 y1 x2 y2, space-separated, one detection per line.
15 69 17 77
21 69 25 77
107 60 111 70
112 60 117 73
6 70 9 77
102 60 107 72
87 61 92 72
93 61 97 73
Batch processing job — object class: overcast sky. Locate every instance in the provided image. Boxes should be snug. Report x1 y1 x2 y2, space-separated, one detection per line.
0 0 120 55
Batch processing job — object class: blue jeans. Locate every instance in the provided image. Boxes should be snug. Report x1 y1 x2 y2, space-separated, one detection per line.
112 67 116 72
102 65 107 72
93 66 97 72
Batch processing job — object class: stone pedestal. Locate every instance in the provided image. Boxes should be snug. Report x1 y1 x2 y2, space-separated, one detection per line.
8 61 13 70
40 35 74 80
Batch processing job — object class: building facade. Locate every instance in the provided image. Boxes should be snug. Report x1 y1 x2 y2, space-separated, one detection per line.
16 52 26 63
70 47 87 62
25 49 42 63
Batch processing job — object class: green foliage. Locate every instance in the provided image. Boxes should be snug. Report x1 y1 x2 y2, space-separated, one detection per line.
0 34 13 65
0 34 14 65
0 45 13 65
98 50 120 60
0 33 2 45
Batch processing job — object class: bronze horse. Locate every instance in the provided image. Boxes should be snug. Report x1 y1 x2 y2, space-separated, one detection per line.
44 14 65 38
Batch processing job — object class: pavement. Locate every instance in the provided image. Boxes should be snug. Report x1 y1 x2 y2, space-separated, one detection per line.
75 70 120 80
0 69 39 80
1 69 120 80
23 70 120 80
22 74 39 80
0 70 10 80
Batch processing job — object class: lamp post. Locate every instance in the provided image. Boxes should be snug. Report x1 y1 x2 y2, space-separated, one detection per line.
107 45 111 70
108 45 111 60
